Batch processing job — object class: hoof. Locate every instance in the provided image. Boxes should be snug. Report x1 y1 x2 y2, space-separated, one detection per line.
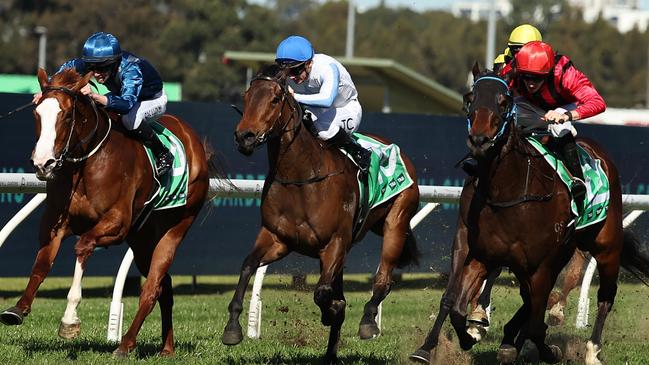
58 321 81 339
466 322 487 342
112 347 129 359
159 349 175 357
547 303 565 327
467 307 489 327
358 323 380 340
585 341 602 365
409 348 430 363
496 344 518 364
0 307 24 326
221 322 243 346
540 344 563 364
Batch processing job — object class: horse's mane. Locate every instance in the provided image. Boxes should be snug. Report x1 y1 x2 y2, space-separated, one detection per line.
255 63 290 83
49 68 82 88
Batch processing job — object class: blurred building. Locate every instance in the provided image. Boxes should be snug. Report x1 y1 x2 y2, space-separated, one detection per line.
451 0 649 33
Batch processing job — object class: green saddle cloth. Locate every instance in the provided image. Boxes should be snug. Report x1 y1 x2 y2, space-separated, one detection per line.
353 133 414 211
142 121 189 210
526 137 610 229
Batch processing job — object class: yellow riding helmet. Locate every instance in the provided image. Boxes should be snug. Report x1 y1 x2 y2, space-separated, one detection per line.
494 53 506 65
508 24 542 46
504 47 512 58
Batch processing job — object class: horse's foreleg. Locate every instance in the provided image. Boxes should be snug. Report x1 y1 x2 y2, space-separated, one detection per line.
527 268 563 364
74 209 129 267
449 258 487 351
114 217 192 358
411 225 469 364
222 228 288 346
359 220 412 340
58 258 84 339
1 213 66 326
324 271 346 365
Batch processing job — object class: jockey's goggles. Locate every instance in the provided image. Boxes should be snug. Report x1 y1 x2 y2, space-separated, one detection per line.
87 61 117 73
520 73 545 82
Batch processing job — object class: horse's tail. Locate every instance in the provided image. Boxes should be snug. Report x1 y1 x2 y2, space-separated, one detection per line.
621 229 649 286
202 138 239 198
397 227 420 268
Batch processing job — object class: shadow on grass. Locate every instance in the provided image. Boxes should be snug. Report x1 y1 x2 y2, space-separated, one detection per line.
10 337 196 360
220 352 402 365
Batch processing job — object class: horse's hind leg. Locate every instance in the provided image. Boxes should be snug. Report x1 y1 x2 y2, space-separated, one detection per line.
585 251 621 365
158 274 174 356
113 217 192 357
547 249 586 326
222 228 289 346
1 213 66 326
359 222 417 340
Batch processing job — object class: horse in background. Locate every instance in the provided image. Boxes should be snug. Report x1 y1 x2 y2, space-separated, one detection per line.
0 68 212 357
411 65 649 365
223 64 420 364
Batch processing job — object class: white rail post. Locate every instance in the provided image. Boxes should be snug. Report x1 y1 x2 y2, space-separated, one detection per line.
107 248 134 342
575 209 644 328
246 265 268 339
0 193 46 248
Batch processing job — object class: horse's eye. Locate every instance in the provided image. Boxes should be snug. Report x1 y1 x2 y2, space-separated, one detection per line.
271 96 281 104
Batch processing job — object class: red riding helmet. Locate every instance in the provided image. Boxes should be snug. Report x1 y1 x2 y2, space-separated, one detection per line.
515 41 555 75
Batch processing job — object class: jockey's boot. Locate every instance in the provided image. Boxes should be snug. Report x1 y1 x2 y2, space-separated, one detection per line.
558 135 586 213
329 128 371 179
459 156 479 176
132 123 174 176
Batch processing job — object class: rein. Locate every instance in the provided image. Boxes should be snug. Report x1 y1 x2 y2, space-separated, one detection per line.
249 76 343 186
41 86 111 168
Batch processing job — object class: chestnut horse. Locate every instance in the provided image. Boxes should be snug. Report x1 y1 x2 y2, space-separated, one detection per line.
0 68 210 357
411 66 649 365
223 65 420 363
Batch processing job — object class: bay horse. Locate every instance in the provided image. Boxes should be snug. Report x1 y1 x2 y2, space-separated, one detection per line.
411 65 649 365
223 64 420 363
0 68 210 357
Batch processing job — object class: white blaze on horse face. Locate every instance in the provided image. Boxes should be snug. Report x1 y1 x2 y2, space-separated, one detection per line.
33 98 61 167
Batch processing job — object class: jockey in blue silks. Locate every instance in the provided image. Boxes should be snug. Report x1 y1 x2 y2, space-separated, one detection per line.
34 32 173 176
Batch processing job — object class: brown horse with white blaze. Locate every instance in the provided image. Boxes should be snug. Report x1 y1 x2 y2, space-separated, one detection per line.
0 68 210 357
223 64 420 364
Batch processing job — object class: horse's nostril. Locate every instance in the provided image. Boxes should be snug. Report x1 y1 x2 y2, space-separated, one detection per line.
43 159 57 169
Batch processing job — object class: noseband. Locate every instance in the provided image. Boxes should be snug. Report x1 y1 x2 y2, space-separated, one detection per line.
466 76 516 147
41 86 111 168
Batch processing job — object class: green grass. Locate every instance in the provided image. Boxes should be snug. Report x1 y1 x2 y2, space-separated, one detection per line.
0 274 648 364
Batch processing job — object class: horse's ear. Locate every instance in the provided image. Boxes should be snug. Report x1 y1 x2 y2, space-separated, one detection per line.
74 71 94 93
472 62 481 78
37 68 49 90
462 91 474 114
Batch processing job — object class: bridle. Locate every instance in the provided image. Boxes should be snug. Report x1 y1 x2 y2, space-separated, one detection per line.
466 75 517 148
245 75 343 185
247 76 301 147
40 86 111 169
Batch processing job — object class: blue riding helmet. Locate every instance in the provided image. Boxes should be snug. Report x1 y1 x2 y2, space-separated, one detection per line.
81 32 122 65
275 35 314 66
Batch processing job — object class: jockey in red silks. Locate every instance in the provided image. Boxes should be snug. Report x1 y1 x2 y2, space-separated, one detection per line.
513 40 606 207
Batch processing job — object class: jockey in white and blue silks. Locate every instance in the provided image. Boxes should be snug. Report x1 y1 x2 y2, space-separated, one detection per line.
34 32 173 176
275 35 371 175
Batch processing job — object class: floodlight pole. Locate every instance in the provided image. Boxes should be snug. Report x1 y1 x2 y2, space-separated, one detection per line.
34 26 48 70
346 0 355 58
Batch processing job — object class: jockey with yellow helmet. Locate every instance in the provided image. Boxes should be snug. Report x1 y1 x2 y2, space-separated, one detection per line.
275 35 371 176
496 24 542 77
33 32 173 176
513 41 606 208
